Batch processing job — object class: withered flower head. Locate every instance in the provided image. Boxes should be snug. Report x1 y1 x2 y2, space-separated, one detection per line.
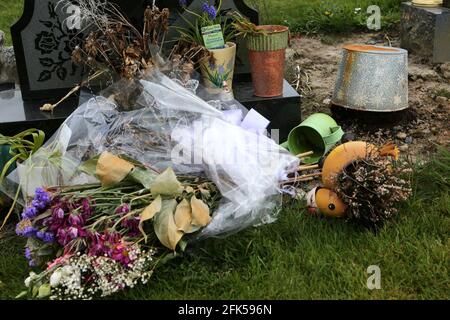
84 32 98 56
71 46 83 64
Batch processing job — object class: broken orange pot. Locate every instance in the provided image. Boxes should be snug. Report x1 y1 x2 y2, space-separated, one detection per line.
322 141 378 189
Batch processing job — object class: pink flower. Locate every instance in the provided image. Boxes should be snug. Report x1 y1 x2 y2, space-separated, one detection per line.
87 232 134 266
54 207 65 219
121 216 140 237
68 213 84 227
115 204 130 215
47 254 73 270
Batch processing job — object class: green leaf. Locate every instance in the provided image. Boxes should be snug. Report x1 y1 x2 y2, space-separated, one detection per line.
37 244 54 257
178 239 188 252
37 284 51 299
31 286 39 298
150 167 183 196
0 153 21 183
15 291 28 299
153 199 183 250
78 155 100 176
129 167 158 189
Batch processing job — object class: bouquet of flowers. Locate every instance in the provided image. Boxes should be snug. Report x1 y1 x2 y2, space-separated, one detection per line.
5 68 298 299
15 152 221 299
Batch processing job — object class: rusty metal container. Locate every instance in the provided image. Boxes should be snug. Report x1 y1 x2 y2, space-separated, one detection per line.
332 44 409 112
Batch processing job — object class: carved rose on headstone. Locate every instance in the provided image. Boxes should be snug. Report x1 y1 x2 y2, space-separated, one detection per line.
35 31 59 54
31 2 83 83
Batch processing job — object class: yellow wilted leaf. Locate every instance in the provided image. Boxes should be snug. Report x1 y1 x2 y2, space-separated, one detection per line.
150 167 183 196
96 152 134 187
190 197 211 227
153 199 183 250
174 199 192 233
139 196 162 242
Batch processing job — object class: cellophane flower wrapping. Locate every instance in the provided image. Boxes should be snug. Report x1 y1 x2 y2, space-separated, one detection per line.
5 69 298 239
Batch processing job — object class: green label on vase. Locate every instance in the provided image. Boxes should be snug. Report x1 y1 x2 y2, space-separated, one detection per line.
201 24 225 50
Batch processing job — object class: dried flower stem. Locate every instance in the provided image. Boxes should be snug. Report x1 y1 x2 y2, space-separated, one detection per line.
40 70 105 112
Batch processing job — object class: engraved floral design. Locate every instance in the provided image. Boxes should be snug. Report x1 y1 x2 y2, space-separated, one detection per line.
35 2 83 82
35 31 59 54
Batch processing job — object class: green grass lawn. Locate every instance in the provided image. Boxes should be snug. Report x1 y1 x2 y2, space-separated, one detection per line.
0 0 403 46
0 0 23 46
247 0 403 33
1 148 448 300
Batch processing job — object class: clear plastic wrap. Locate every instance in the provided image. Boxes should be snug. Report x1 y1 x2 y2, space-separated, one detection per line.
4 70 299 238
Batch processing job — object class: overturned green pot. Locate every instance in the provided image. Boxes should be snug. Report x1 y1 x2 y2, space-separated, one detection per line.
282 113 344 164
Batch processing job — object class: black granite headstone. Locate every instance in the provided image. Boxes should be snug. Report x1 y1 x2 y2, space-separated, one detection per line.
2 0 301 142
11 0 85 100
400 2 450 63
10 0 258 101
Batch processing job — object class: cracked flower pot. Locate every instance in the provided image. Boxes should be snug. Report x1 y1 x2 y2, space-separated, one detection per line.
247 25 289 97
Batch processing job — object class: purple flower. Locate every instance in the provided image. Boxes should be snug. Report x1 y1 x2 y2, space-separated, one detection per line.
43 232 55 243
56 228 68 245
68 213 84 227
31 199 46 211
33 188 51 210
36 231 55 243
57 226 86 246
121 216 140 237
201 2 217 20
67 227 79 239
115 204 131 215
25 247 37 267
179 0 187 7
15 220 37 237
81 198 93 217
88 232 134 266
21 206 38 219
25 247 32 260
53 208 65 220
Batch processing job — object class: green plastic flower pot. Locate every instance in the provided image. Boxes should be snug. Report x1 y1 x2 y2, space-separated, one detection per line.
282 113 344 164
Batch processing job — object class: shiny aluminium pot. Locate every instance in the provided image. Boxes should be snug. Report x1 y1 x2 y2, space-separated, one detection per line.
332 44 409 112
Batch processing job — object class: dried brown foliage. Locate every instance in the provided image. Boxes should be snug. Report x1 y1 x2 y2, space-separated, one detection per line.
335 152 412 227
71 3 170 79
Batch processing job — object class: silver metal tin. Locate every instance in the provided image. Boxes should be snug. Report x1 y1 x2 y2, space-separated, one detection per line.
332 45 409 112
